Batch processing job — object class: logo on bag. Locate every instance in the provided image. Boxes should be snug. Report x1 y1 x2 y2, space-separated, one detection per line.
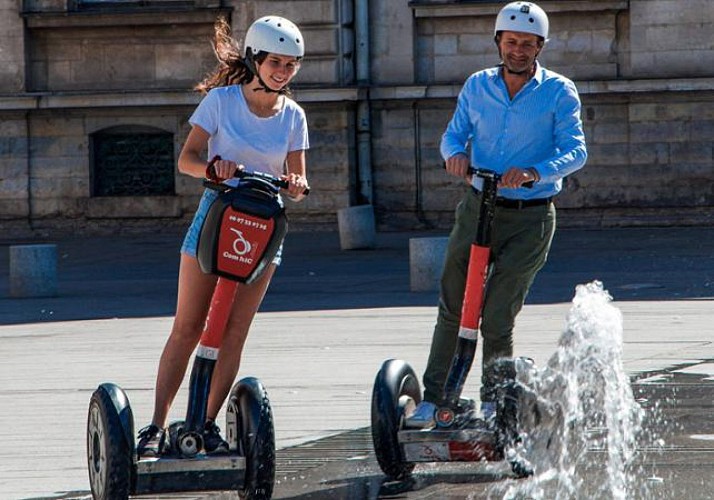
216 210 275 277
229 228 252 255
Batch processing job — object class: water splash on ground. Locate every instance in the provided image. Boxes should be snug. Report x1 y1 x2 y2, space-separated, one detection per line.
493 281 648 499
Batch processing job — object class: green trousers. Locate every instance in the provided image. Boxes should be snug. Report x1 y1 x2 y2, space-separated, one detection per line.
422 187 556 404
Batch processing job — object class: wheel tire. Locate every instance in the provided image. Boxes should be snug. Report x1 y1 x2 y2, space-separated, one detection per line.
371 359 421 480
227 377 275 500
87 386 134 500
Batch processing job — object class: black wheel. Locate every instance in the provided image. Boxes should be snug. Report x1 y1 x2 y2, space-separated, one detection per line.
226 377 275 500
87 384 135 500
371 359 421 480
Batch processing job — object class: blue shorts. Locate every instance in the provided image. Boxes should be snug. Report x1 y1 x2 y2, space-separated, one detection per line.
181 189 283 266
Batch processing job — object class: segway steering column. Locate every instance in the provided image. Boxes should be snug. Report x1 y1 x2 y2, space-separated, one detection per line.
436 169 500 427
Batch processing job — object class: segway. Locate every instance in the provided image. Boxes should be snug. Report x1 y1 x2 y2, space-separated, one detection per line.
371 168 534 480
87 158 306 499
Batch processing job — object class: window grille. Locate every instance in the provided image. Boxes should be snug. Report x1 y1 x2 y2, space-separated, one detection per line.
91 127 175 197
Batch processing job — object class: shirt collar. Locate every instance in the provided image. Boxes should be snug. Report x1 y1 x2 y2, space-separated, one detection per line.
492 61 544 87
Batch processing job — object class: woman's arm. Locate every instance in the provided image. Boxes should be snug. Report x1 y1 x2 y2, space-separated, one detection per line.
283 149 309 201
178 125 240 180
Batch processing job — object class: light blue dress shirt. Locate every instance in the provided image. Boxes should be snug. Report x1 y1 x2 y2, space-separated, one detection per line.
440 62 587 200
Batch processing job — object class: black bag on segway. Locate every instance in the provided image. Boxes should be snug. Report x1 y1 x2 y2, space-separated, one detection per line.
197 179 287 284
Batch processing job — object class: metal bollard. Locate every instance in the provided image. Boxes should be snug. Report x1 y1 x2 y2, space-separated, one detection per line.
9 244 58 298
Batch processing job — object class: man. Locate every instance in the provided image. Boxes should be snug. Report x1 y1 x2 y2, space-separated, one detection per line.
406 1 587 428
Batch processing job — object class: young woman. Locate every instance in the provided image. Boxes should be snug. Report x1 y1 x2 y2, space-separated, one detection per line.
137 15 310 456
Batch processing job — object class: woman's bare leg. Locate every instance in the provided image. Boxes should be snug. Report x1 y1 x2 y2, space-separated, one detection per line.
150 254 217 427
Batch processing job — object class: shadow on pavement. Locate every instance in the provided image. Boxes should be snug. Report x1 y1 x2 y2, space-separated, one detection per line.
0 227 713 325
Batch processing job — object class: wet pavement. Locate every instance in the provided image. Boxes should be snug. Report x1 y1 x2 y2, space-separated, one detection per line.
266 364 714 500
0 227 713 499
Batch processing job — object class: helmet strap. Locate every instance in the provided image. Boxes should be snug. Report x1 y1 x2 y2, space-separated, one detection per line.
245 53 286 95
499 61 537 78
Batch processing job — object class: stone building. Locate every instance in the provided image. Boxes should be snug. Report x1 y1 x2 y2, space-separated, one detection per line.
1 0 713 236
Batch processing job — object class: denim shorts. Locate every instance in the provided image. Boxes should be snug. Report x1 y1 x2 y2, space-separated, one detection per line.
181 188 283 266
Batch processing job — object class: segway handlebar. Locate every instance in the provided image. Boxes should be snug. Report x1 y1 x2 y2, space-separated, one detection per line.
446 165 534 189
204 155 310 195
470 167 535 189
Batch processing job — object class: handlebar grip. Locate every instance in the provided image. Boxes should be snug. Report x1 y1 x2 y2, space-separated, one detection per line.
205 155 222 182
205 155 310 195
462 166 533 188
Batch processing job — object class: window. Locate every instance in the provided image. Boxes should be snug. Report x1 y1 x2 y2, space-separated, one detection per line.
91 126 175 197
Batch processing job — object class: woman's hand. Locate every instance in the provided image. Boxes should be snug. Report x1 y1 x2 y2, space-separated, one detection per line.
207 157 243 182
283 172 309 201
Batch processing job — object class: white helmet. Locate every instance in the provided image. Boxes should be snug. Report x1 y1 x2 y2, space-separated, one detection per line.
494 2 549 40
244 16 304 59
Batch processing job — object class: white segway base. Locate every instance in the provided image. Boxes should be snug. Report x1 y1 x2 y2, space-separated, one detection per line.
134 454 246 494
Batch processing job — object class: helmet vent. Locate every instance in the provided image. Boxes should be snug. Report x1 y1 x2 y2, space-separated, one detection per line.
510 15 516 20
529 18 534 23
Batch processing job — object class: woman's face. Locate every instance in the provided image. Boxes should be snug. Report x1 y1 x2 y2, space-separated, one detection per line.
255 53 301 91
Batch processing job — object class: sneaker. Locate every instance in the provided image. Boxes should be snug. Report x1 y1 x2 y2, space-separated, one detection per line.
404 401 436 429
203 420 229 455
480 401 497 421
137 424 166 458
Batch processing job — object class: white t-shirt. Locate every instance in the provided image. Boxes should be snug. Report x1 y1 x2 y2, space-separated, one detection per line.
189 85 309 179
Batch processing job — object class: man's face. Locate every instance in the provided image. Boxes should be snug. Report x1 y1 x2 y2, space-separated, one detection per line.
498 31 542 74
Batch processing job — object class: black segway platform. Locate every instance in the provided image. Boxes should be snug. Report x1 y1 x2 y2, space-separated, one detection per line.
88 376 274 498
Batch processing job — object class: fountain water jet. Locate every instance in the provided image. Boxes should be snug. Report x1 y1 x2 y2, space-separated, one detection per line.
495 281 646 499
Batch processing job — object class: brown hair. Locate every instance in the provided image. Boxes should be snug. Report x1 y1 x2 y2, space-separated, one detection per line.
195 17 255 94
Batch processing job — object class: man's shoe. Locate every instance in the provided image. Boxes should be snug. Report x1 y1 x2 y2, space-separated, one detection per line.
203 420 229 455
404 401 437 429
137 424 166 458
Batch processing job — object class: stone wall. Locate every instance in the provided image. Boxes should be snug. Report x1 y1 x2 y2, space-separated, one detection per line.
575 92 714 209
0 98 355 232
629 0 714 78
27 20 217 92
0 0 25 91
1 0 713 235
367 88 714 229
0 114 29 219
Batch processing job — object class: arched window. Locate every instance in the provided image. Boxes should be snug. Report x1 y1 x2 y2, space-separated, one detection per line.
90 125 175 197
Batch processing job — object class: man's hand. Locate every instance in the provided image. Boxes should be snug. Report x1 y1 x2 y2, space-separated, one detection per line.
445 153 471 181
500 167 539 189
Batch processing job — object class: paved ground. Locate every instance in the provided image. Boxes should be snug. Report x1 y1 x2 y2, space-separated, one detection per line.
0 226 713 499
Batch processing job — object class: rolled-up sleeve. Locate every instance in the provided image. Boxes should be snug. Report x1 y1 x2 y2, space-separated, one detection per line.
532 80 587 183
440 83 474 161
